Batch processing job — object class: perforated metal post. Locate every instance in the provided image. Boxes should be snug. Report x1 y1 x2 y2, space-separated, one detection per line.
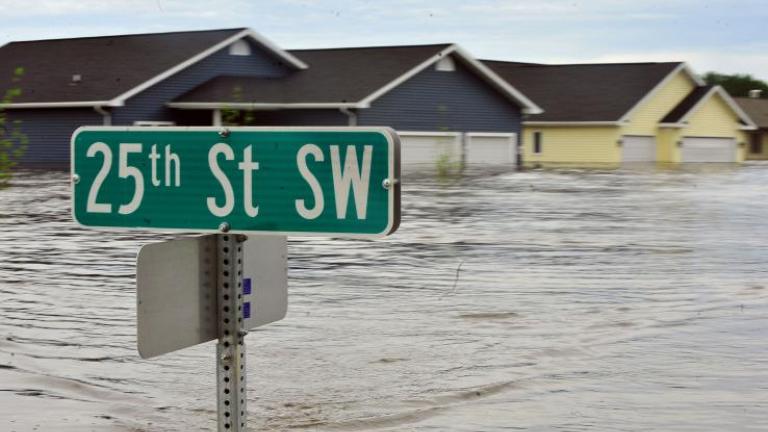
216 234 247 431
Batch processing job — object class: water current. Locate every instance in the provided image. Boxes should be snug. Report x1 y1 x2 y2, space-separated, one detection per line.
1 165 767 431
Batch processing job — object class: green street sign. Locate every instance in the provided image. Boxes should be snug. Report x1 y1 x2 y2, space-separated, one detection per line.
71 127 401 237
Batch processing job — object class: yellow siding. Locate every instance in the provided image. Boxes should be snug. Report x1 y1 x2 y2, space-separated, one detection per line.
657 128 681 162
622 70 697 135
522 126 621 164
682 94 747 162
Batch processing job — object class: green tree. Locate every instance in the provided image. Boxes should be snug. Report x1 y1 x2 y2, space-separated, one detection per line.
221 85 255 126
702 72 768 97
0 66 28 186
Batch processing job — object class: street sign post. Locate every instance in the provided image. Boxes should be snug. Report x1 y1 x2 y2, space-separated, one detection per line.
73 126 401 432
71 126 400 237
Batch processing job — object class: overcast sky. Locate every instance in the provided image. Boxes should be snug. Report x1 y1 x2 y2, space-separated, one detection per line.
1 0 766 80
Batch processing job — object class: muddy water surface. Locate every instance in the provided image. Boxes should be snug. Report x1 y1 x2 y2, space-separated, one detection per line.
1 165 767 431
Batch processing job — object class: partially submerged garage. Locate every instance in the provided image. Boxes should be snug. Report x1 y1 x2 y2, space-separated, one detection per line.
171 43 541 170
485 61 756 165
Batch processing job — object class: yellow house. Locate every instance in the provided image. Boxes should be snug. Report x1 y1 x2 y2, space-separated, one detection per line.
484 61 756 165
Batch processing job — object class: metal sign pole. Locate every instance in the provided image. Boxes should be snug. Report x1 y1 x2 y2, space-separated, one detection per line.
216 234 247 431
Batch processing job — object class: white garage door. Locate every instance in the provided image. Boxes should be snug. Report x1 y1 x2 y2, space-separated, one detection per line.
681 137 736 163
621 135 656 162
398 132 462 166
465 133 517 165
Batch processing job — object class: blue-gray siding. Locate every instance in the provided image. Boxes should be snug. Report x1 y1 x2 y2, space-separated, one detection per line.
112 39 289 125
247 109 348 126
358 57 521 133
8 108 102 167
243 56 522 133
14 38 290 166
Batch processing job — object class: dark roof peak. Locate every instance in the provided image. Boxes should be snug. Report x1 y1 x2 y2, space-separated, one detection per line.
6 27 249 45
289 43 453 53
485 60 683 121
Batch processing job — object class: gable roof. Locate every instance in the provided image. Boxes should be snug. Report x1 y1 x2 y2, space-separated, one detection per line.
483 60 693 123
170 44 542 113
0 28 306 108
660 85 756 128
734 97 768 129
661 85 714 123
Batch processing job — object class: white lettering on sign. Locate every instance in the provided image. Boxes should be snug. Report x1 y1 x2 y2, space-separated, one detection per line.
207 143 235 217
295 144 324 220
207 144 264 218
149 144 181 187
165 145 181 187
295 144 373 220
86 142 113 214
331 145 372 220
85 142 147 215
117 143 144 215
238 145 260 218
149 144 161 187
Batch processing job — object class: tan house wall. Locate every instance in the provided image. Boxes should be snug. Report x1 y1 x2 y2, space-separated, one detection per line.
622 71 697 136
681 94 748 162
522 126 621 165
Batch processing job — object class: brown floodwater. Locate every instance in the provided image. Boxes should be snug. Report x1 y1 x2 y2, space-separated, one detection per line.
1 164 767 431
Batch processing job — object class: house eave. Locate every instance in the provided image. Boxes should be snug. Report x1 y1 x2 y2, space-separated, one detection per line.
523 121 622 127
0 101 119 109
167 101 363 110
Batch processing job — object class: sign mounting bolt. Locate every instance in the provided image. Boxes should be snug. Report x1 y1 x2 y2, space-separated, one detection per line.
72 174 80 184
218 128 230 138
219 222 231 233
382 178 396 190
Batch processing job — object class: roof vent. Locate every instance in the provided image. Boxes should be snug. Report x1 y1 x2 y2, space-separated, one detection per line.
749 89 762 98
435 56 455 72
71 74 82 84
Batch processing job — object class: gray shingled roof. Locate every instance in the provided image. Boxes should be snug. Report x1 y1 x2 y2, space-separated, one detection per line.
660 85 714 123
483 61 682 122
0 28 246 104
734 97 768 129
173 44 452 104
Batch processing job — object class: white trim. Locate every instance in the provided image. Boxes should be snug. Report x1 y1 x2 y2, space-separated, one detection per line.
109 29 307 106
94 106 111 126
523 121 621 126
396 130 461 137
464 132 516 138
659 122 685 128
168 101 360 110
133 121 176 126
0 101 114 108
619 63 704 123
357 44 543 114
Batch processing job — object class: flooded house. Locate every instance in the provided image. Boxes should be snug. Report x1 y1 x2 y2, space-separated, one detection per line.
0 28 539 169
485 61 757 165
